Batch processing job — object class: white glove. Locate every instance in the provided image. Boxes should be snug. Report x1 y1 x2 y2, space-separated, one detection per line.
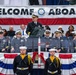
56 49 61 53
46 45 49 48
2 48 5 52
11 47 15 52
28 73 30 75
14 73 17 75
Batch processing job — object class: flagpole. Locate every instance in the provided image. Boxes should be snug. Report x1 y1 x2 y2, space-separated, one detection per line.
38 37 41 66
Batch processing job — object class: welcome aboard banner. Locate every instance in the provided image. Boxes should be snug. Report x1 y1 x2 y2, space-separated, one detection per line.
0 6 76 25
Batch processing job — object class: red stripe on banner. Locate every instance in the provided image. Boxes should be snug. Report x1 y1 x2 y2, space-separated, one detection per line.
4 54 18 58
0 18 76 25
59 54 72 59
72 74 76 75
0 73 14 75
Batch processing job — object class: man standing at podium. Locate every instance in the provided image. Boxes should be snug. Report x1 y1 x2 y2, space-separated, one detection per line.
26 13 44 37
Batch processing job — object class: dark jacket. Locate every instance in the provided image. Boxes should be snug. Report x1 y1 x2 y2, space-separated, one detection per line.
44 56 61 75
7 31 15 37
13 55 33 75
26 21 44 37
66 30 74 38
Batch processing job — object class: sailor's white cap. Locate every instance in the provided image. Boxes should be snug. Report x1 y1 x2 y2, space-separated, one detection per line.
32 13 38 18
55 29 62 33
15 30 21 34
49 48 56 52
19 46 27 50
44 30 51 34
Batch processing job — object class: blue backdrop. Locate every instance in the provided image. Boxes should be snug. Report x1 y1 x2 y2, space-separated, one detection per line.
46 0 69 5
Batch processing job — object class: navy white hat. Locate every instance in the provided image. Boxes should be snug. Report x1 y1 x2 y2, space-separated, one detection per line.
45 30 51 33
44 30 51 34
55 29 62 33
19 46 27 50
15 30 21 34
49 48 56 52
32 13 38 18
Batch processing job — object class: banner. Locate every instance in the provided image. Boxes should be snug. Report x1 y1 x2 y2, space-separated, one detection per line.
0 53 76 75
0 6 76 25
0 6 76 18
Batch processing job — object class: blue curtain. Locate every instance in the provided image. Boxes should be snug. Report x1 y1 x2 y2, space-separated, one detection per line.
63 0 69 5
46 0 69 5
46 0 54 5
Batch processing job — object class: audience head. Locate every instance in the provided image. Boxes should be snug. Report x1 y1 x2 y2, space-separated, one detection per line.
54 29 62 38
9 26 14 31
45 26 51 30
44 30 51 37
68 25 74 31
58 26 64 34
19 46 27 54
58 26 62 30
20 24 26 30
15 30 22 38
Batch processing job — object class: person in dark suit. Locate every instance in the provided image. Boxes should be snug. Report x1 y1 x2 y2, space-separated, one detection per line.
66 25 74 38
7 26 15 38
26 13 44 37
